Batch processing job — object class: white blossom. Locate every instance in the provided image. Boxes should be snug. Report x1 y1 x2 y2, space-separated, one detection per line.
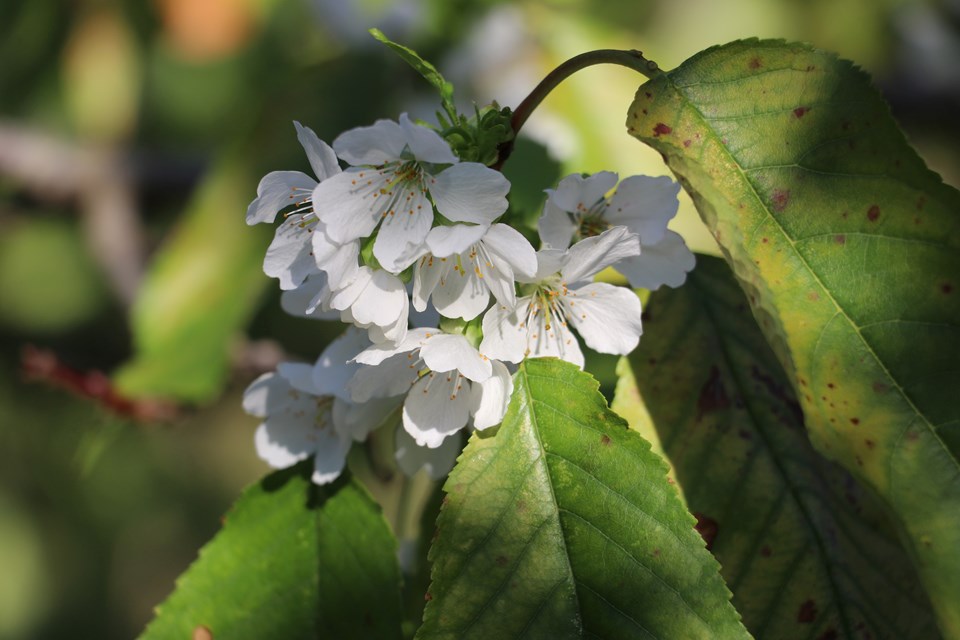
412 223 536 320
348 328 513 448
480 226 643 368
242 363 351 485
312 114 510 273
539 172 695 290
247 122 341 290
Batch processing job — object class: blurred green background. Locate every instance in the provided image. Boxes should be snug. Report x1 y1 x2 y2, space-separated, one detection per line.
1 0 958 637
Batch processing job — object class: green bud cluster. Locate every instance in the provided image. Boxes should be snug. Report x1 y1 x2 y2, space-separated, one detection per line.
437 104 514 167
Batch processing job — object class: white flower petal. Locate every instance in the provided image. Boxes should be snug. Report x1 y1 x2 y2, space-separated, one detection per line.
483 223 537 278
564 282 643 356
420 334 492 381
606 175 680 245
479 301 528 364
313 327 370 400
470 360 513 429
478 249 517 309
279 274 339 320
525 300 584 368
537 198 577 250
333 118 406 166
264 219 316 290
373 188 433 272
561 226 640 284
399 113 458 164
615 229 697 290
255 422 311 469
311 225 360 289
348 353 420 402
395 427 460 479
425 224 488 258
246 171 316 225
277 362 318 395
312 169 385 243
431 262 489 321
293 121 341 181
242 372 285 418
328 267 408 332
549 171 618 213
309 429 351 485
430 163 510 224
412 254 446 312
252 387 334 469
529 249 567 282
353 327 433 366
333 396 401 442
403 373 472 448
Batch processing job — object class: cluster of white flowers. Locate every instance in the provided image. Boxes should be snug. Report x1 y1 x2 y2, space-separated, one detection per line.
242 115 694 484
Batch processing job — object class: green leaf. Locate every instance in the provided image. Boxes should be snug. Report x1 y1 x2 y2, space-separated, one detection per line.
418 358 748 639
113 157 270 402
369 28 455 116
627 39 960 635
618 255 939 639
141 465 403 640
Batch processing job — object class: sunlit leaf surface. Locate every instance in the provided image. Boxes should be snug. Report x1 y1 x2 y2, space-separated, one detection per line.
619 256 939 639
628 39 960 634
141 466 402 640
419 358 748 639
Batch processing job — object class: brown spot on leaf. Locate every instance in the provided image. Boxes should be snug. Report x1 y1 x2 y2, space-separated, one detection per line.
693 513 719 550
867 205 880 221
808 292 820 301
697 366 730 421
600 434 612 446
798 599 818 623
817 629 838 640
652 548 661 557
793 106 810 118
496 555 509 567
850 417 860 425
805 65 816 72
683 139 691 147
424 592 433 601
872 382 889 394
760 545 772 557
865 439 875 449
942 283 954 294
653 123 672 136
834 234 846 244
738 429 752 440
642 108 648 115
645 92 652 99
193 626 214 640
827 382 835 389
749 57 762 69
771 189 790 212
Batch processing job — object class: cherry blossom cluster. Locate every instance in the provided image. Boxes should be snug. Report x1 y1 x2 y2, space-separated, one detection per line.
242 115 694 484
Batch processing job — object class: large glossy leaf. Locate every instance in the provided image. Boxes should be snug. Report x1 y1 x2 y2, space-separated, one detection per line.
114 158 270 402
627 39 960 634
141 465 402 640
617 255 939 638
418 357 748 639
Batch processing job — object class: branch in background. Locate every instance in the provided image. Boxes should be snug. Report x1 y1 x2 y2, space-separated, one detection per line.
20 344 178 422
0 121 146 305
